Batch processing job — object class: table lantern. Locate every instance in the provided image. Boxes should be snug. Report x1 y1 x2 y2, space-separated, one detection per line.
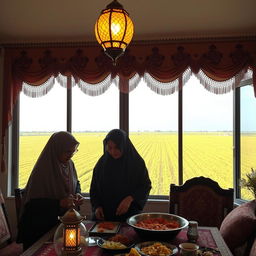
54 207 88 256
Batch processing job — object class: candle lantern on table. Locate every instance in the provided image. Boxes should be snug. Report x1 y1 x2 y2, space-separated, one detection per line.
54 207 88 256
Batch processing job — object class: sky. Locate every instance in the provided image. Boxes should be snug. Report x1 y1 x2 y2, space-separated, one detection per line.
20 75 256 132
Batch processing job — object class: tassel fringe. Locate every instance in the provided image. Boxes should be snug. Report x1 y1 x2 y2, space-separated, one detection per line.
20 67 250 98
22 76 55 97
77 74 112 96
114 74 141 92
129 74 141 92
196 69 247 94
182 67 192 87
144 73 180 95
56 73 68 88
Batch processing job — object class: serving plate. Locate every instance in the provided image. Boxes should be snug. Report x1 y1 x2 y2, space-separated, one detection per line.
135 241 178 256
89 221 121 235
97 237 134 253
127 212 188 240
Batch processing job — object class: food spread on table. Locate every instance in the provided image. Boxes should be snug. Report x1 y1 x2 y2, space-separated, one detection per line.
135 217 180 230
24 220 225 256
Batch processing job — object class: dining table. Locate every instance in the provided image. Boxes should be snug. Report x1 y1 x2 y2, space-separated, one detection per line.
20 220 233 256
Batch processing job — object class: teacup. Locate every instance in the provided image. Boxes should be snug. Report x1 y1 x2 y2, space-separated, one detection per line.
179 242 199 256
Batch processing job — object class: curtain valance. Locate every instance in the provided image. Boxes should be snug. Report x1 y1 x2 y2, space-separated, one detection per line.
1 38 256 172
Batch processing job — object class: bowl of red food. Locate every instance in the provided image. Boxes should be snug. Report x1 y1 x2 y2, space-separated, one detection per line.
127 212 189 240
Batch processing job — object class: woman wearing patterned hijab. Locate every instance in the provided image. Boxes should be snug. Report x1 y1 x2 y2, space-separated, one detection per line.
90 129 151 221
17 131 83 251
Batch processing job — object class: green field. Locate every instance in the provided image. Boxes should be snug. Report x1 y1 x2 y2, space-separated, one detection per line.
19 132 256 200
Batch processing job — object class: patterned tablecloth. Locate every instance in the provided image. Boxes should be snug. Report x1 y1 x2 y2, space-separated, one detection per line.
22 222 232 256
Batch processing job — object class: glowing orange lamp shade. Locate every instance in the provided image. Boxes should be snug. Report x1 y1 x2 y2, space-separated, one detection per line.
64 225 80 249
95 0 134 64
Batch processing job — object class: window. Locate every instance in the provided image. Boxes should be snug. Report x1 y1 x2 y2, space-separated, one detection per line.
11 75 256 200
183 76 233 189
72 85 119 192
19 84 66 188
18 82 119 192
129 80 178 196
240 84 256 200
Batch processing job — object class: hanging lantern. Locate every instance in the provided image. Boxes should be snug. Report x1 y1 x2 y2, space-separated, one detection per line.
53 207 88 256
95 0 134 65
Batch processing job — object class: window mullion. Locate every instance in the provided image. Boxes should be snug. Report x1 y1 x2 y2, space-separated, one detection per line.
11 94 20 193
67 76 72 133
233 87 241 199
119 91 129 134
178 77 183 185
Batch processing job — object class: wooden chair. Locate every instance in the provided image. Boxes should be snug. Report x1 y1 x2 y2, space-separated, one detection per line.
14 188 25 223
169 176 234 228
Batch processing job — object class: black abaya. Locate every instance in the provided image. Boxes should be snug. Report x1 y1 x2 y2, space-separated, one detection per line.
90 129 151 221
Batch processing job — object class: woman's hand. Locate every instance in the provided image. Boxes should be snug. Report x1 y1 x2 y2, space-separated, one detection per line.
95 207 104 220
116 196 133 216
60 194 75 209
73 193 84 207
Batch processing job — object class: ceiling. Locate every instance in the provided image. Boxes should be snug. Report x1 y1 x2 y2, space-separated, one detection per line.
1 0 256 45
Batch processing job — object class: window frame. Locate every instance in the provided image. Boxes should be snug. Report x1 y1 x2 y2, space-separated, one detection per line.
238 79 256 202
9 78 254 202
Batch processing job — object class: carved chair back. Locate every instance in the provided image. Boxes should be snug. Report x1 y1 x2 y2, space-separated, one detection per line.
169 176 234 228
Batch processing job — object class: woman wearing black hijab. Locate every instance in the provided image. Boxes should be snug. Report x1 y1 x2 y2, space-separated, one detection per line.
90 129 151 221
